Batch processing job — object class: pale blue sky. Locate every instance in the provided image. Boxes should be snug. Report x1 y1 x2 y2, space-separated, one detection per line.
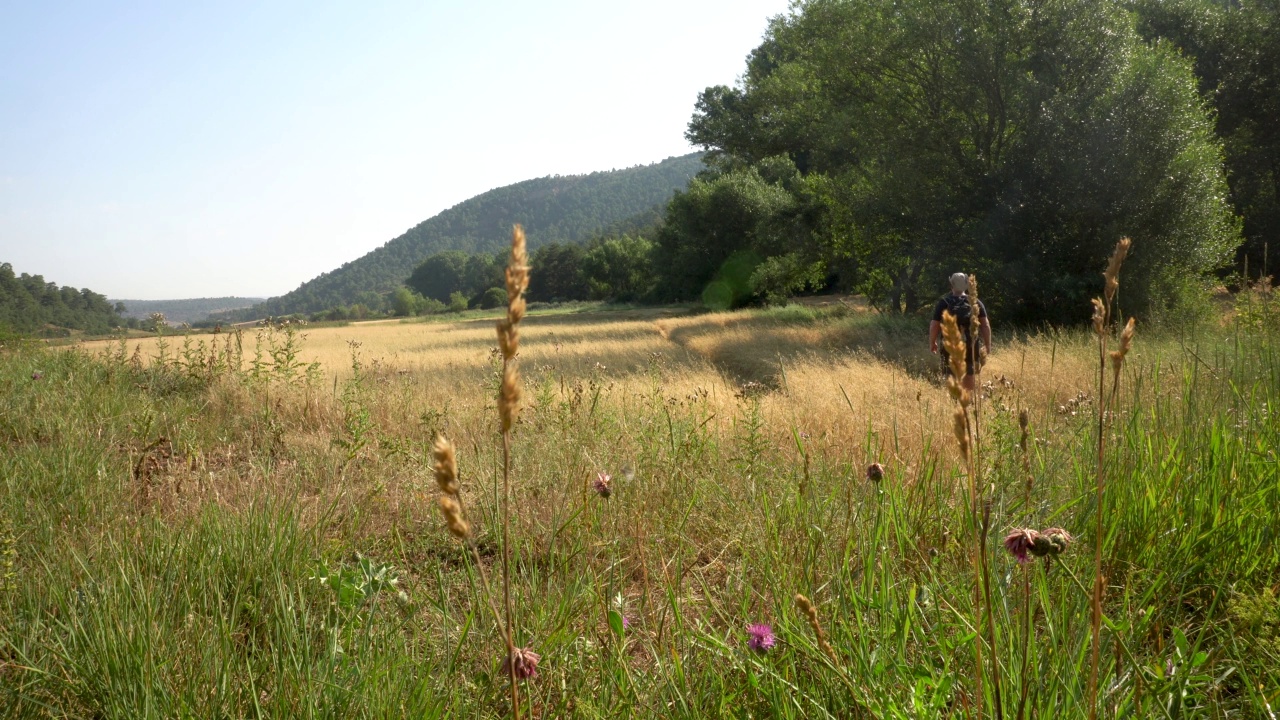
0 1 790 299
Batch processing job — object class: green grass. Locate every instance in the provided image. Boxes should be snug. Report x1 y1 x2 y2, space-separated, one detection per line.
1 311 1277 718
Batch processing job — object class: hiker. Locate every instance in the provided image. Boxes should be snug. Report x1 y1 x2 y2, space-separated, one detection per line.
929 272 990 391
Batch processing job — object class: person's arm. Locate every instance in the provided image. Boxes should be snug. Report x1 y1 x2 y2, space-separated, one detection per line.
929 320 941 353
979 316 992 352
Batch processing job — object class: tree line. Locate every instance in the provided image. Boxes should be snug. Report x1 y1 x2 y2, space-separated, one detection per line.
0 263 130 337
653 0 1263 324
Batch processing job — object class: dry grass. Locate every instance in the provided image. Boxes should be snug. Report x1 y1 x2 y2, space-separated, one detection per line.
76 303 1142 487
14 295 1276 717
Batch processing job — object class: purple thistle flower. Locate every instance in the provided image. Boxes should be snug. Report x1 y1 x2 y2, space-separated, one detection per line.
622 615 631 629
1003 528 1040 564
746 623 775 653
593 471 612 499
502 646 541 680
31 371 42 381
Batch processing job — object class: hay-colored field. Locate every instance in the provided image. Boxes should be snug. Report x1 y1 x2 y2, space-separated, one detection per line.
79 303 1114 468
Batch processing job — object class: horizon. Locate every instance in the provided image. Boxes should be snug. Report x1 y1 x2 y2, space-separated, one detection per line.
0 1 789 301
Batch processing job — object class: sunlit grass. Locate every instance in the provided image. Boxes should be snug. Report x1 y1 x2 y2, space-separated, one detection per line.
5 301 1277 717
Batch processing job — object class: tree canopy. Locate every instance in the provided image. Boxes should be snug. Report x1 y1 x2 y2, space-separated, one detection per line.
672 0 1241 322
1131 0 1279 279
0 263 127 336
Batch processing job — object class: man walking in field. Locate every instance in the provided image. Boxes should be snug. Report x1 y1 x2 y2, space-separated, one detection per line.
929 272 991 391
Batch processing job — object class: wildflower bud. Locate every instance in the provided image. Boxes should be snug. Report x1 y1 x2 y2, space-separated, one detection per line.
1040 527 1073 556
866 463 884 483
593 471 612 498
503 646 541 680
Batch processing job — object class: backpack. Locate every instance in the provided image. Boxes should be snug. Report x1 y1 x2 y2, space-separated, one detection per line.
943 294 980 345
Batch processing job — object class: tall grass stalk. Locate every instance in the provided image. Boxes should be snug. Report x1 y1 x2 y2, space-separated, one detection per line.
497 224 531 718
1087 237 1132 719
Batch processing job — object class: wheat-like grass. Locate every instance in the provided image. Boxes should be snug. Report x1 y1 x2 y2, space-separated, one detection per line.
794 593 838 665
497 225 531 717
1088 237 1134 720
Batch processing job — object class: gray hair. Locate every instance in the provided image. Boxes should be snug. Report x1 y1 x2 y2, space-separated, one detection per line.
949 273 968 292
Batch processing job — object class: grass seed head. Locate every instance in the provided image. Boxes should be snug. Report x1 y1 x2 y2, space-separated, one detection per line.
1091 298 1106 337
794 594 839 664
432 435 459 496
940 310 969 406
1103 237 1131 307
499 366 522 433
438 495 471 539
497 320 518 359
506 225 530 309
967 275 980 336
1110 317 1136 378
952 408 971 462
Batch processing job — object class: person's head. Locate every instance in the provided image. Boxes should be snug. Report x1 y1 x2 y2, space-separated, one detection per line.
949 272 968 294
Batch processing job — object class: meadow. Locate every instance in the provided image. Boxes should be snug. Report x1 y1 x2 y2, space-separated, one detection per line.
2 282 1278 717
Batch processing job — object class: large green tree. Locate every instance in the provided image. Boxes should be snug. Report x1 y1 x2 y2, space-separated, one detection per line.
682 0 1240 322
1131 0 1280 279
653 167 799 305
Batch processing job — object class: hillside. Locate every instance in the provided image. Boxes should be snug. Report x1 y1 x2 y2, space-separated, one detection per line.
0 262 126 337
113 297 265 325
241 153 704 318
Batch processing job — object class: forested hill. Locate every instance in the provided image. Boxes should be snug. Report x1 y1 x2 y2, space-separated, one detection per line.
1 262 126 337
113 297 265 325
244 153 703 317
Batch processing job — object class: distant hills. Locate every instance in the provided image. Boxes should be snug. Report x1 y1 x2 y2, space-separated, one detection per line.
234 153 704 318
112 297 266 325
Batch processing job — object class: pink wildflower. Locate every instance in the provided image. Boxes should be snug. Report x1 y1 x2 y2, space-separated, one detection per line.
746 623 776 652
